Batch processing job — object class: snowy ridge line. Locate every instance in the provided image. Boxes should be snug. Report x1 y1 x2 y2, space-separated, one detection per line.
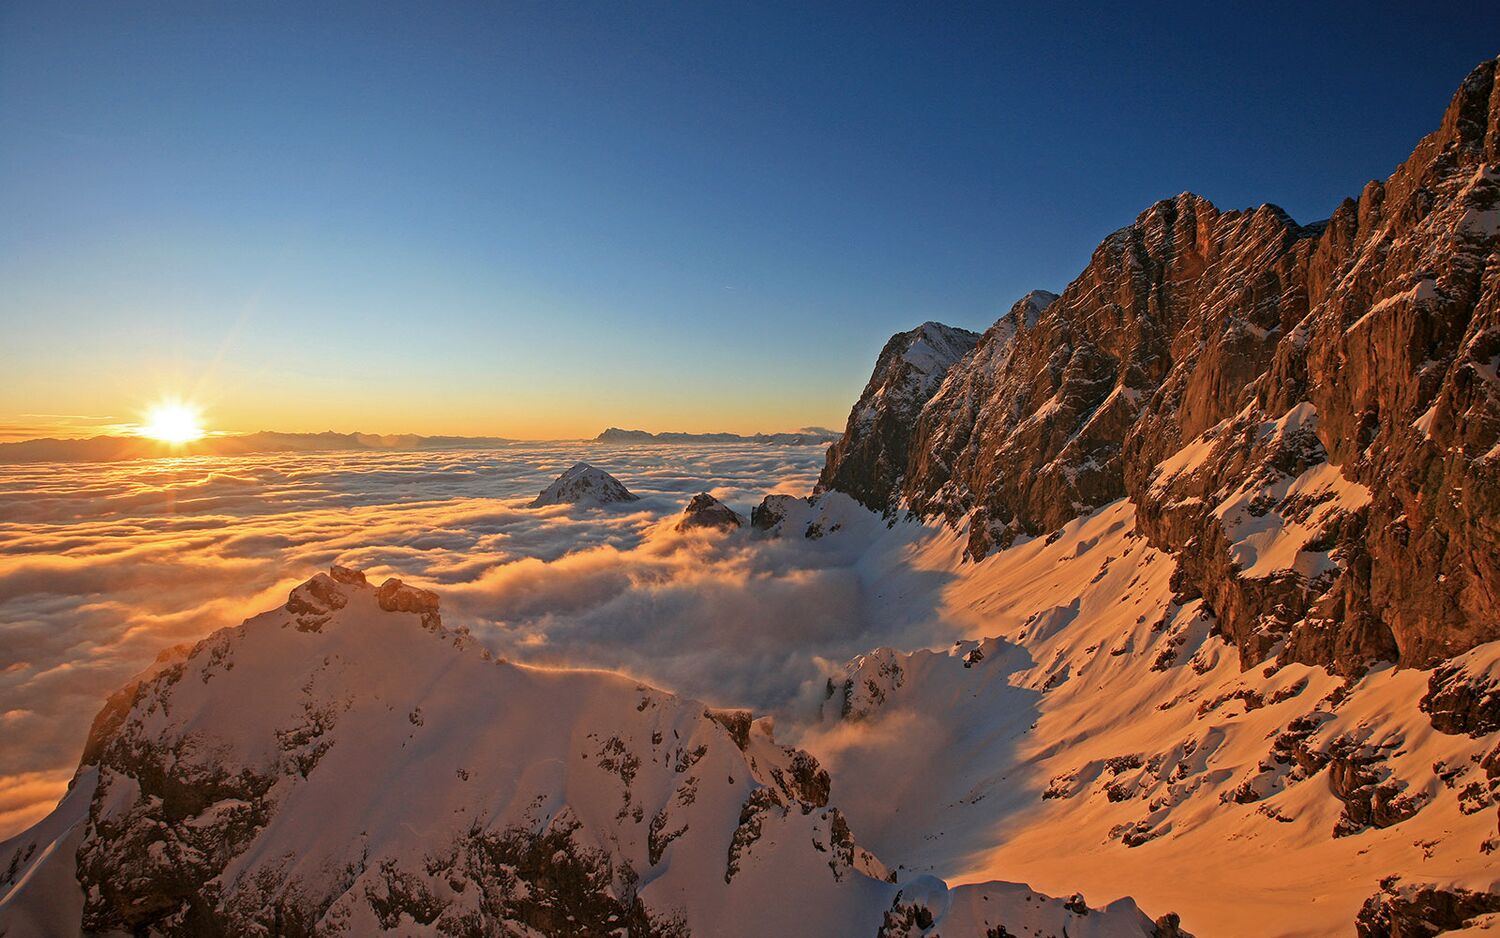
0 561 1175 937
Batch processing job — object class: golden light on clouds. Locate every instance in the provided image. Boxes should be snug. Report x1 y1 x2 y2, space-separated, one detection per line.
137 400 206 443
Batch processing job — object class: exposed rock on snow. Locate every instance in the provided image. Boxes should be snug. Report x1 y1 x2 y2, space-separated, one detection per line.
749 491 864 540
875 877 1167 938
819 56 1500 674
797 499 1500 937
529 461 640 507
0 567 1171 938
1356 878 1500 937
750 493 806 532
1421 642 1500 737
675 492 744 532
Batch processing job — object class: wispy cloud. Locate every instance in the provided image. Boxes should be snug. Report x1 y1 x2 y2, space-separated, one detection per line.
0 414 127 441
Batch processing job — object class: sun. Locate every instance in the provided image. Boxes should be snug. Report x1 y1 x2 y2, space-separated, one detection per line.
138 401 206 443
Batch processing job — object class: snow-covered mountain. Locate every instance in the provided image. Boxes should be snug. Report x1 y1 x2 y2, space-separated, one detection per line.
530 462 641 508
790 502 1500 936
0 568 1171 937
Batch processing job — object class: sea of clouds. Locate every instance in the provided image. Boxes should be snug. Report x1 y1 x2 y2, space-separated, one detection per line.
0 443 965 838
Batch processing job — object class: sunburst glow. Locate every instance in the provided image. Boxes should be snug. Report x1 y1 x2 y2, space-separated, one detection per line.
138 401 206 443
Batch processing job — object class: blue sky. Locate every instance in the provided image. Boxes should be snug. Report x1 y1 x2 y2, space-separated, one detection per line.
2 2 1497 438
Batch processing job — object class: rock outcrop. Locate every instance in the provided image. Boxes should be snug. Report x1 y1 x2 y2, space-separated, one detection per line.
820 57 1500 673
751 493 806 531
1420 643 1500 736
1356 877 1500 937
676 492 744 531
530 461 640 507
815 321 981 514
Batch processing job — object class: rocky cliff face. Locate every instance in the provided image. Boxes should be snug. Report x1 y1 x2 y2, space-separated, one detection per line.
821 57 1500 674
815 321 981 514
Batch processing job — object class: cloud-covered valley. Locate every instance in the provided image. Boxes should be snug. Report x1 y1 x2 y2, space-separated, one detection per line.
0 444 960 838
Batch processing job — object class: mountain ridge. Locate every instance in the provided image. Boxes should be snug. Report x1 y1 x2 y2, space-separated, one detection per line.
595 428 841 446
819 55 1500 676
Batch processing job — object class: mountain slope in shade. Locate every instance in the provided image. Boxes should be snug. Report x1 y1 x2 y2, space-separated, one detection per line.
815 321 983 515
820 56 1500 676
0 567 1172 938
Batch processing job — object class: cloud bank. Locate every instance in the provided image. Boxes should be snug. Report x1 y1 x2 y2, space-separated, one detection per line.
0 443 959 838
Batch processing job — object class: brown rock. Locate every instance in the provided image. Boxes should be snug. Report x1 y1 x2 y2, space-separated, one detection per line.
1421 654 1500 736
1356 877 1500 937
329 564 367 585
376 578 441 615
818 57 1500 672
675 493 744 531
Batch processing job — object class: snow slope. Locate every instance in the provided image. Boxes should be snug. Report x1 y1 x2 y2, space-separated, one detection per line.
0 566 1166 937
794 500 1500 937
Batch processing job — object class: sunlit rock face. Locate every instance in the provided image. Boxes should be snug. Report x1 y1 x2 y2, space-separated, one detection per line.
1357 879 1500 937
530 461 640 507
821 56 1500 673
0 569 1171 938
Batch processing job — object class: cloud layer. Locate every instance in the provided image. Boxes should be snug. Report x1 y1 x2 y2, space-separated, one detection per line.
0 443 957 838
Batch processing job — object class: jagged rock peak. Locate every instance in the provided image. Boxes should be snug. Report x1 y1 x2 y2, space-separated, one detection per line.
1014 289 1060 326
530 461 640 507
815 320 981 514
893 321 984 383
284 565 443 633
375 577 441 615
1433 55 1499 157
676 492 744 531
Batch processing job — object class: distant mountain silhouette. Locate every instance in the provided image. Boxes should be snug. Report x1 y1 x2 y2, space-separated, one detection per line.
0 431 516 464
594 427 839 445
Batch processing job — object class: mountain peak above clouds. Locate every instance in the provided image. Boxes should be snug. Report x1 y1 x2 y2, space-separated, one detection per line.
530 461 641 507
8 51 1500 938
675 492 745 531
797 57 1500 934
0 568 1174 937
